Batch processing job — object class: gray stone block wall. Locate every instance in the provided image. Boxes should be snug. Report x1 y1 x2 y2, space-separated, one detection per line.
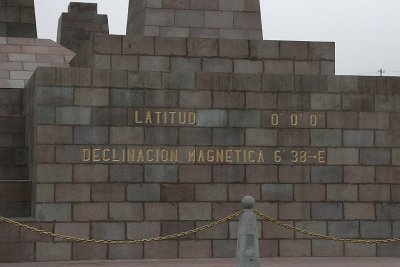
0 0 37 38
71 34 335 75
126 0 263 39
0 38 74 218
1 68 397 262
57 2 109 54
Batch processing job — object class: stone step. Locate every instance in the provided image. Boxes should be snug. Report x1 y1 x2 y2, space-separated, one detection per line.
3 258 400 267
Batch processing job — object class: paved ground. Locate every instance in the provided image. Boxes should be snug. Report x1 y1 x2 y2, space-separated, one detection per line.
2 258 400 267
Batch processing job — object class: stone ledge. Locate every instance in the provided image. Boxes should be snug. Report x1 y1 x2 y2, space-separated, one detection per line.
30 67 400 95
4 258 400 266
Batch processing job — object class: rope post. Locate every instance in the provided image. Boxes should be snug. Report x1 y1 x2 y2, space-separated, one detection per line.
236 195 260 267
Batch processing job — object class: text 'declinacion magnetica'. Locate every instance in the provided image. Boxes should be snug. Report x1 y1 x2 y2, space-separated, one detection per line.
81 147 326 165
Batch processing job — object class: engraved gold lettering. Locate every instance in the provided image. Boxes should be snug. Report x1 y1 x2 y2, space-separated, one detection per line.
83 148 91 162
145 112 152 124
93 148 100 162
310 114 317 126
271 114 279 126
170 149 178 162
216 149 224 162
249 150 255 163
112 149 120 162
161 150 169 162
189 112 196 125
198 150 205 162
258 150 264 163
137 149 144 162
274 150 281 163
188 149 196 162
291 114 298 126
207 150 214 162
135 111 143 124
169 112 176 124
178 112 186 124
235 149 242 162
225 150 232 163
318 150 326 163
147 149 154 162
155 112 162 124
103 149 110 162
127 148 135 162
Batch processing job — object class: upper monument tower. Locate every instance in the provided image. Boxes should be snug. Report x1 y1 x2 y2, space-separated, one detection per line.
0 0 37 37
127 0 263 39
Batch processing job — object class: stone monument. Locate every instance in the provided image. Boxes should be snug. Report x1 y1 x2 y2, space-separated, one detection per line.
0 0 400 262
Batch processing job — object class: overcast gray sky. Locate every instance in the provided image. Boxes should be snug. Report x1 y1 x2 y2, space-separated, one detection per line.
35 0 400 76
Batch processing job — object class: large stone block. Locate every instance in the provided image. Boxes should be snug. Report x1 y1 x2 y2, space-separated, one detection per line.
92 183 125 202
344 203 375 220
262 184 293 201
279 203 310 220
196 110 227 127
55 184 90 202
212 128 244 146
311 166 342 183
278 129 309 146
110 127 144 144
359 148 390 165
229 110 260 127
195 184 227 201
246 165 277 183
179 91 211 108
56 107 91 125
73 203 108 221
328 221 359 238
36 203 71 221
74 127 108 144
359 185 390 202
179 240 211 258
37 125 72 144
110 89 144 107
187 38 217 56
37 164 72 183
312 240 343 256
145 202 178 220
327 184 358 201
360 221 391 238
145 127 178 145
91 222 125 240
344 166 375 183
145 165 177 182
279 166 310 183
74 88 109 106
310 129 341 147
179 165 211 183
246 129 277 146
213 165 245 183
109 203 143 221
280 240 311 257
179 202 211 220
327 148 358 165
294 184 325 201
74 164 108 182
36 243 71 261
161 184 194 201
